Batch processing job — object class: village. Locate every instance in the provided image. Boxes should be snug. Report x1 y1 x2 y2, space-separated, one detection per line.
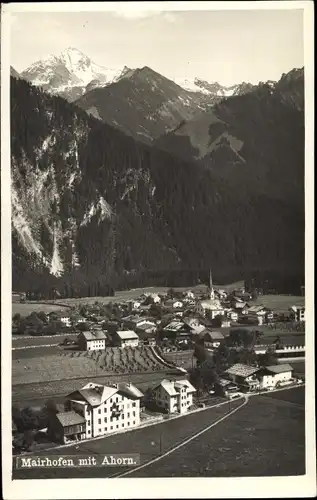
12 276 305 456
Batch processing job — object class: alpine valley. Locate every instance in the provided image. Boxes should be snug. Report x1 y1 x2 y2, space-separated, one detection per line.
11 50 304 296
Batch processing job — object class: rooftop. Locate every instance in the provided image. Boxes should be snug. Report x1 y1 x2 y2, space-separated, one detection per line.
225 364 260 378
116 330 139 340
264 363 293 374
153 378 196 396
248 305 266 313
202 330 225 341
56 411 86 427
80 330 106 341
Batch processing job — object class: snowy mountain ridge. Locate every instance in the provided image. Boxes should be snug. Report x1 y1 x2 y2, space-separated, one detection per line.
21 47 126 102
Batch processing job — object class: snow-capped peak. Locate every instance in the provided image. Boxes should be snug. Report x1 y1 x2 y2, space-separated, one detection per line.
21 47 126 100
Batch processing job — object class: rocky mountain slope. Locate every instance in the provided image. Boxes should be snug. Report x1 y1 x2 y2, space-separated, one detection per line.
155 68 304 201
11 74 304 293
74 66 218 144
20 47 126 102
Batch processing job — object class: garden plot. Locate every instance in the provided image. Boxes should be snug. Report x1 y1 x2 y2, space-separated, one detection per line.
12 352 110 385
84 346 168 373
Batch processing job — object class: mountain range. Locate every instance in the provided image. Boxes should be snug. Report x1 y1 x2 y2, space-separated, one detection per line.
11 62 304 294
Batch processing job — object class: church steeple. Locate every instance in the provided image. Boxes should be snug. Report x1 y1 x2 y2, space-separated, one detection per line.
209 269 215 300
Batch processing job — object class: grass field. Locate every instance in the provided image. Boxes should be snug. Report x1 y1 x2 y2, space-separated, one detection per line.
12 302 71 317
252 295 304 313
130 389 304 477
12 352 111 385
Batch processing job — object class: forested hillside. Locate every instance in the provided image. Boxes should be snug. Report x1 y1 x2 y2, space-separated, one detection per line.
11 76 304 296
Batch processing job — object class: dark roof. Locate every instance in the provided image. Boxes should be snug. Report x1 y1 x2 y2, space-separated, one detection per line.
202 330 225 341
56 411 86 427
264 364 293 374
79 330 106 341
118 383 143 400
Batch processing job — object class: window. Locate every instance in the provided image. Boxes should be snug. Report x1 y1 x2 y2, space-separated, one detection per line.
127 412 130 418
87 421 91 427
99 429 101 433
128 422 130 426
104 427 107 431
121 414 124 419
133 421 135 425
133 411 135 417
98 409 101 414
104 417 107 423
132 402 136 408
98 419 101 424
122 423 124 427
116 424 119 429
110 426 113 430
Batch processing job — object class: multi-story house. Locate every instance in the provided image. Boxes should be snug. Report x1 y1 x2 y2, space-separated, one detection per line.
77 330 107 351
151 379 196 414
48 411 86 444
64 382 143 439
257 364 294 389
113 330 139 347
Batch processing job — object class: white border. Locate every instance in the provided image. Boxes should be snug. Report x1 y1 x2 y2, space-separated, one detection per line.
1 2 315 499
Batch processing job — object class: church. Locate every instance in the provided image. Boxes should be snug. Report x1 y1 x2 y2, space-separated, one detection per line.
195 271 225 319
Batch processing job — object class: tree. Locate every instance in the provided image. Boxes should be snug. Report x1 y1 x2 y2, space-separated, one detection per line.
37 311 48 322
20 407 38 431
13 313 21 322
225 329 253 348
257 346 279 366
22 429 35 450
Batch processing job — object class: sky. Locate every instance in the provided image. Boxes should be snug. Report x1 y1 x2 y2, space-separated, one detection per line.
9 7 304 86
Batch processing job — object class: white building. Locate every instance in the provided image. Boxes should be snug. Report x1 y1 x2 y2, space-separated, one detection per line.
66 382 143 439
114 330 139 348
151 379 196 414
47 311 71 327
150 293 161 304
77 331 106 351
258 364 294 389
290 306 305 322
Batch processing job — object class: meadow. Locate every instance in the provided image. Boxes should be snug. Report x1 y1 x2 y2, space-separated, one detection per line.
12 302 71 317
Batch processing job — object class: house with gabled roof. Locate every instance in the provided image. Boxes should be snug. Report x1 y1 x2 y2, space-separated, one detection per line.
64 381 143 439
257 364 294 389
225 363 261 391
48 411 86 444
199 329 225 349
113 330 139 348
77 330 107 351
151 379 196 414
